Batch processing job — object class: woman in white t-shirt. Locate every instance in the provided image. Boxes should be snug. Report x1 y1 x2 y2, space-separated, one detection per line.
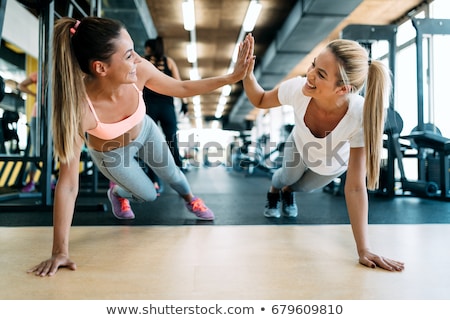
242 34 404 272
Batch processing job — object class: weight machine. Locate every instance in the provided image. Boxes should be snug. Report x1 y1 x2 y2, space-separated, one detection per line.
341 23 444 198
400 18 450 200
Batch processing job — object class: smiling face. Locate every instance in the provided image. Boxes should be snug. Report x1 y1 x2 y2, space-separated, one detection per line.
95 29 142 84
302 48 343 100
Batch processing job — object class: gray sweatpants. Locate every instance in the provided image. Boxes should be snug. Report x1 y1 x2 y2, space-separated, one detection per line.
272 133 344 192
88 115 191 202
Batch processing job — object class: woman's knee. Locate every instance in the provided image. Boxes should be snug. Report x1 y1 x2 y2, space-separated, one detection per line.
272 171 298 190
132 188 158 202
291 185 316 193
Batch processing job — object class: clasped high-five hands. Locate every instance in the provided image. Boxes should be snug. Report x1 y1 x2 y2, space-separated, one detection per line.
232 34 256 82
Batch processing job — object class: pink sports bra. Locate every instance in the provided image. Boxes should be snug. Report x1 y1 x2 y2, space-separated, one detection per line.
86 84 146 140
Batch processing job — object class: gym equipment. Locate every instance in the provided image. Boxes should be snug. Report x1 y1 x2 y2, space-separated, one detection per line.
0 110 20 154
341 24 399 197
384 109 439 197
238 133 285 177
341 23 445 199
0 75 5 103
401 129 449 198
0 0 107 211
403 18 450 199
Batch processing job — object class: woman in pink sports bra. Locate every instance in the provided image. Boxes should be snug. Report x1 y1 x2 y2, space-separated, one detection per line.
28 16 253 277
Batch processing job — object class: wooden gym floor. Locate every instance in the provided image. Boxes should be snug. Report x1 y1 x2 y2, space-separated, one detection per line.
1 224 450 300
1 166 450 300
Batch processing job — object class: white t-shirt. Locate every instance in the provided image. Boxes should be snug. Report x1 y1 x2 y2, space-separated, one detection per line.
278 76 364 176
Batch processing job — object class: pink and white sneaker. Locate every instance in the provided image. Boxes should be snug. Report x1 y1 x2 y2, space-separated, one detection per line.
185 197 214 220
107 186 135 220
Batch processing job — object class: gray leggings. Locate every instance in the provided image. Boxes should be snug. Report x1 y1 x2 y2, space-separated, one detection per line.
272 134 344 192
88 115 191 202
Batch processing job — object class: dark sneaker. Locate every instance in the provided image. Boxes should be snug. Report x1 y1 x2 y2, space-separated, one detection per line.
186 197 214 220
107 187 135 220
264 192 281 218
281 190 298 218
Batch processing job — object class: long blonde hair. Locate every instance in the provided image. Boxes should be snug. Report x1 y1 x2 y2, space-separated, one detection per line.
327 39 391 190
52 17 123 163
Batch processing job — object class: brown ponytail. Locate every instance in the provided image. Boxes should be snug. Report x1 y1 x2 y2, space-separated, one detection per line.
52 17 86 163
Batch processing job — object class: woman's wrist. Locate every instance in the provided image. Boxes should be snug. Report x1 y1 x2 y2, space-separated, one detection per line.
357 247 370 256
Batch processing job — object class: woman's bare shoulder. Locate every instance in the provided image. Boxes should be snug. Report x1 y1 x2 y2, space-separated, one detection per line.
81 101 97 132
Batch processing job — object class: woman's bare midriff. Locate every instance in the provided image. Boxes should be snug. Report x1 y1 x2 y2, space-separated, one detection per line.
87 122 142 152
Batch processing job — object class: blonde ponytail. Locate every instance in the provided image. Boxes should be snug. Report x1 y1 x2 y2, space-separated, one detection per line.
364 61 391 190
327 39 392 190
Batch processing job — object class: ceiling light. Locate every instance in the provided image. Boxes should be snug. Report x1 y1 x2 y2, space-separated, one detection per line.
182 0 195 31
215 95 228 118
193 95 201 105
219 96 228 105
215 108 224 119
231 43 240 63
186 42 197 63
189 68 200 80
222 85 232 97
195 118 203 129
243 0 262 32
